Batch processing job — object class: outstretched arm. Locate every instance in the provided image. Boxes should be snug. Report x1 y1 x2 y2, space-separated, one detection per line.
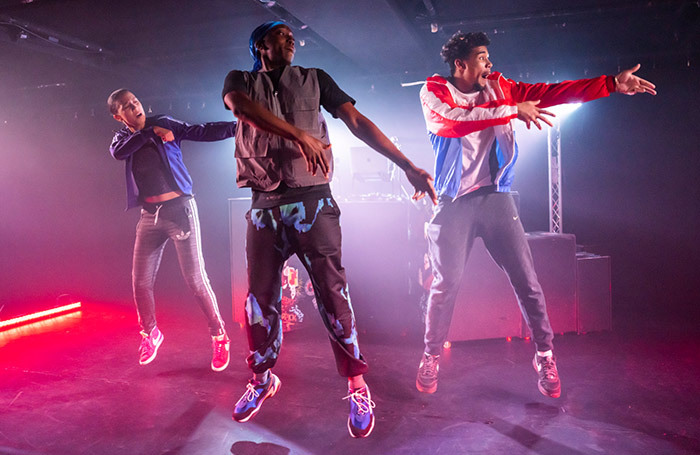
223 90 330 177
335 102 437 204
614 64 657 96
508 75 613 107
509 64 656 107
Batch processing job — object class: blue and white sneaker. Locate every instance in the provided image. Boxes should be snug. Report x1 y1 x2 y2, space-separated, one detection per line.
344 385 376 438
232 373 281 422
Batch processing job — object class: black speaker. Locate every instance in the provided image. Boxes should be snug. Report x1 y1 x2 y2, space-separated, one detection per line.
576 253 612 333
447 237 523 342
526 232 578 336
447 232 578 342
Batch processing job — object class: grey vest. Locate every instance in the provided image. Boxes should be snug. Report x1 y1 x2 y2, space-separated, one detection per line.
234 66 333 191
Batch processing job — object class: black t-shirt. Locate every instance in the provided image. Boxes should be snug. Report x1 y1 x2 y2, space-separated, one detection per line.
221 66 355 118
250 181 332 209
131 142 178 201
221 66 353 208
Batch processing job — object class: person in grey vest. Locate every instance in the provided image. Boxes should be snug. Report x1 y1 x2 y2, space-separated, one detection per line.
222 20 437 438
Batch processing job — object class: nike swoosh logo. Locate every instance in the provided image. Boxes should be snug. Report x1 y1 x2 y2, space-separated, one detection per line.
513 216 519 221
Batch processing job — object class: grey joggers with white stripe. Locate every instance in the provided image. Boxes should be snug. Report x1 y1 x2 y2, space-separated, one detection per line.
132 195 226 337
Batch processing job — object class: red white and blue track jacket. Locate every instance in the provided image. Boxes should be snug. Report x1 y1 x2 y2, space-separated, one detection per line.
420 71 615 199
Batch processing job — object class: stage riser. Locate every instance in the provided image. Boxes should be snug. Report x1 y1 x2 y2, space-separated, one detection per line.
448 233 578 342
577 255 613 333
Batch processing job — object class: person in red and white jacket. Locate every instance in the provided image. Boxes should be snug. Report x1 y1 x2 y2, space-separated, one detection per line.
416 31 655 398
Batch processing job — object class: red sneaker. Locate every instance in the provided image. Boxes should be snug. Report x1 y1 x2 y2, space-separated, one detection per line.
211 333 230 372
138 327 164 365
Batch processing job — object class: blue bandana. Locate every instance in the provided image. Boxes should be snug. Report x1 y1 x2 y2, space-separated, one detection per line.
249 20 286 72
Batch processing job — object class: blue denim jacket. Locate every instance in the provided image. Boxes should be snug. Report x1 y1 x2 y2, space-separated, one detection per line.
110 115 236 210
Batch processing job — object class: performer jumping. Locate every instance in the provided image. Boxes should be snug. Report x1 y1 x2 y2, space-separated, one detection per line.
416 31 656 397
108 89 236 371
221 21 436 438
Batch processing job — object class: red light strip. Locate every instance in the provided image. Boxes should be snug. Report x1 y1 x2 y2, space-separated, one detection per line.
0 302 82 330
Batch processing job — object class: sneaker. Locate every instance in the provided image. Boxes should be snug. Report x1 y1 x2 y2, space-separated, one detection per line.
138 326 164 365
533 353 561 398
344 385 376 438
232 374 281 423
211 333 230 372
416 353 439 394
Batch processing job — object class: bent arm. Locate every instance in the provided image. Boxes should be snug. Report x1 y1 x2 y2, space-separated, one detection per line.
223 91 307 143
420 77 517 138
223 90 330 176
161 117 236 142
109 129 156 160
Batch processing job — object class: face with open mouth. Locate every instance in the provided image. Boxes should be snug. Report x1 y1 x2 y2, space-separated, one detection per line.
114 92 146 131
457 45 492 92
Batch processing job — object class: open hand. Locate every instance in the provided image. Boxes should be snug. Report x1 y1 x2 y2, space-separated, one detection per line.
517 100 555 130
615 64 657 96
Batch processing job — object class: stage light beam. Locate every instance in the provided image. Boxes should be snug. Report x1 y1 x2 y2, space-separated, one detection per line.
548 102 581 119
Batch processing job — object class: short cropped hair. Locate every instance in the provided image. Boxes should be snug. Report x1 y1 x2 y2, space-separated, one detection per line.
441 31 490 75
107 88 131 115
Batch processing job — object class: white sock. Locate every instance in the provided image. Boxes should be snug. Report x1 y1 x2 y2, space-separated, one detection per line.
537 350 553 358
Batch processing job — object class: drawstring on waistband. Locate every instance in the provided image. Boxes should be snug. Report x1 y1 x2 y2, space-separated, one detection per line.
153 204 163 225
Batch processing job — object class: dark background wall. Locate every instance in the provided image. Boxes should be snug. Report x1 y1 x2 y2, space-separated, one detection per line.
1 0 698 335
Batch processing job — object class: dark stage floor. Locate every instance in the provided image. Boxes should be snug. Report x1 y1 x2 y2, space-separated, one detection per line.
1 301 699 455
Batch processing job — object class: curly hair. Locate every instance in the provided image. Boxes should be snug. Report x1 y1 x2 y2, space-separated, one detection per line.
441 31 490 75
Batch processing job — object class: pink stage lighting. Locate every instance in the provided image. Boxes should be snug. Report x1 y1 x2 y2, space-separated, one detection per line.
0 301 82 331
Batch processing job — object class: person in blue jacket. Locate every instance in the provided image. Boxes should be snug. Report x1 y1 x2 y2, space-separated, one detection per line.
108 88 235 372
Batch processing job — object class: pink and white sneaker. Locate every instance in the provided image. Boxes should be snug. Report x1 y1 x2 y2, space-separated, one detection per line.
138 326 164 365
211 333 231 372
